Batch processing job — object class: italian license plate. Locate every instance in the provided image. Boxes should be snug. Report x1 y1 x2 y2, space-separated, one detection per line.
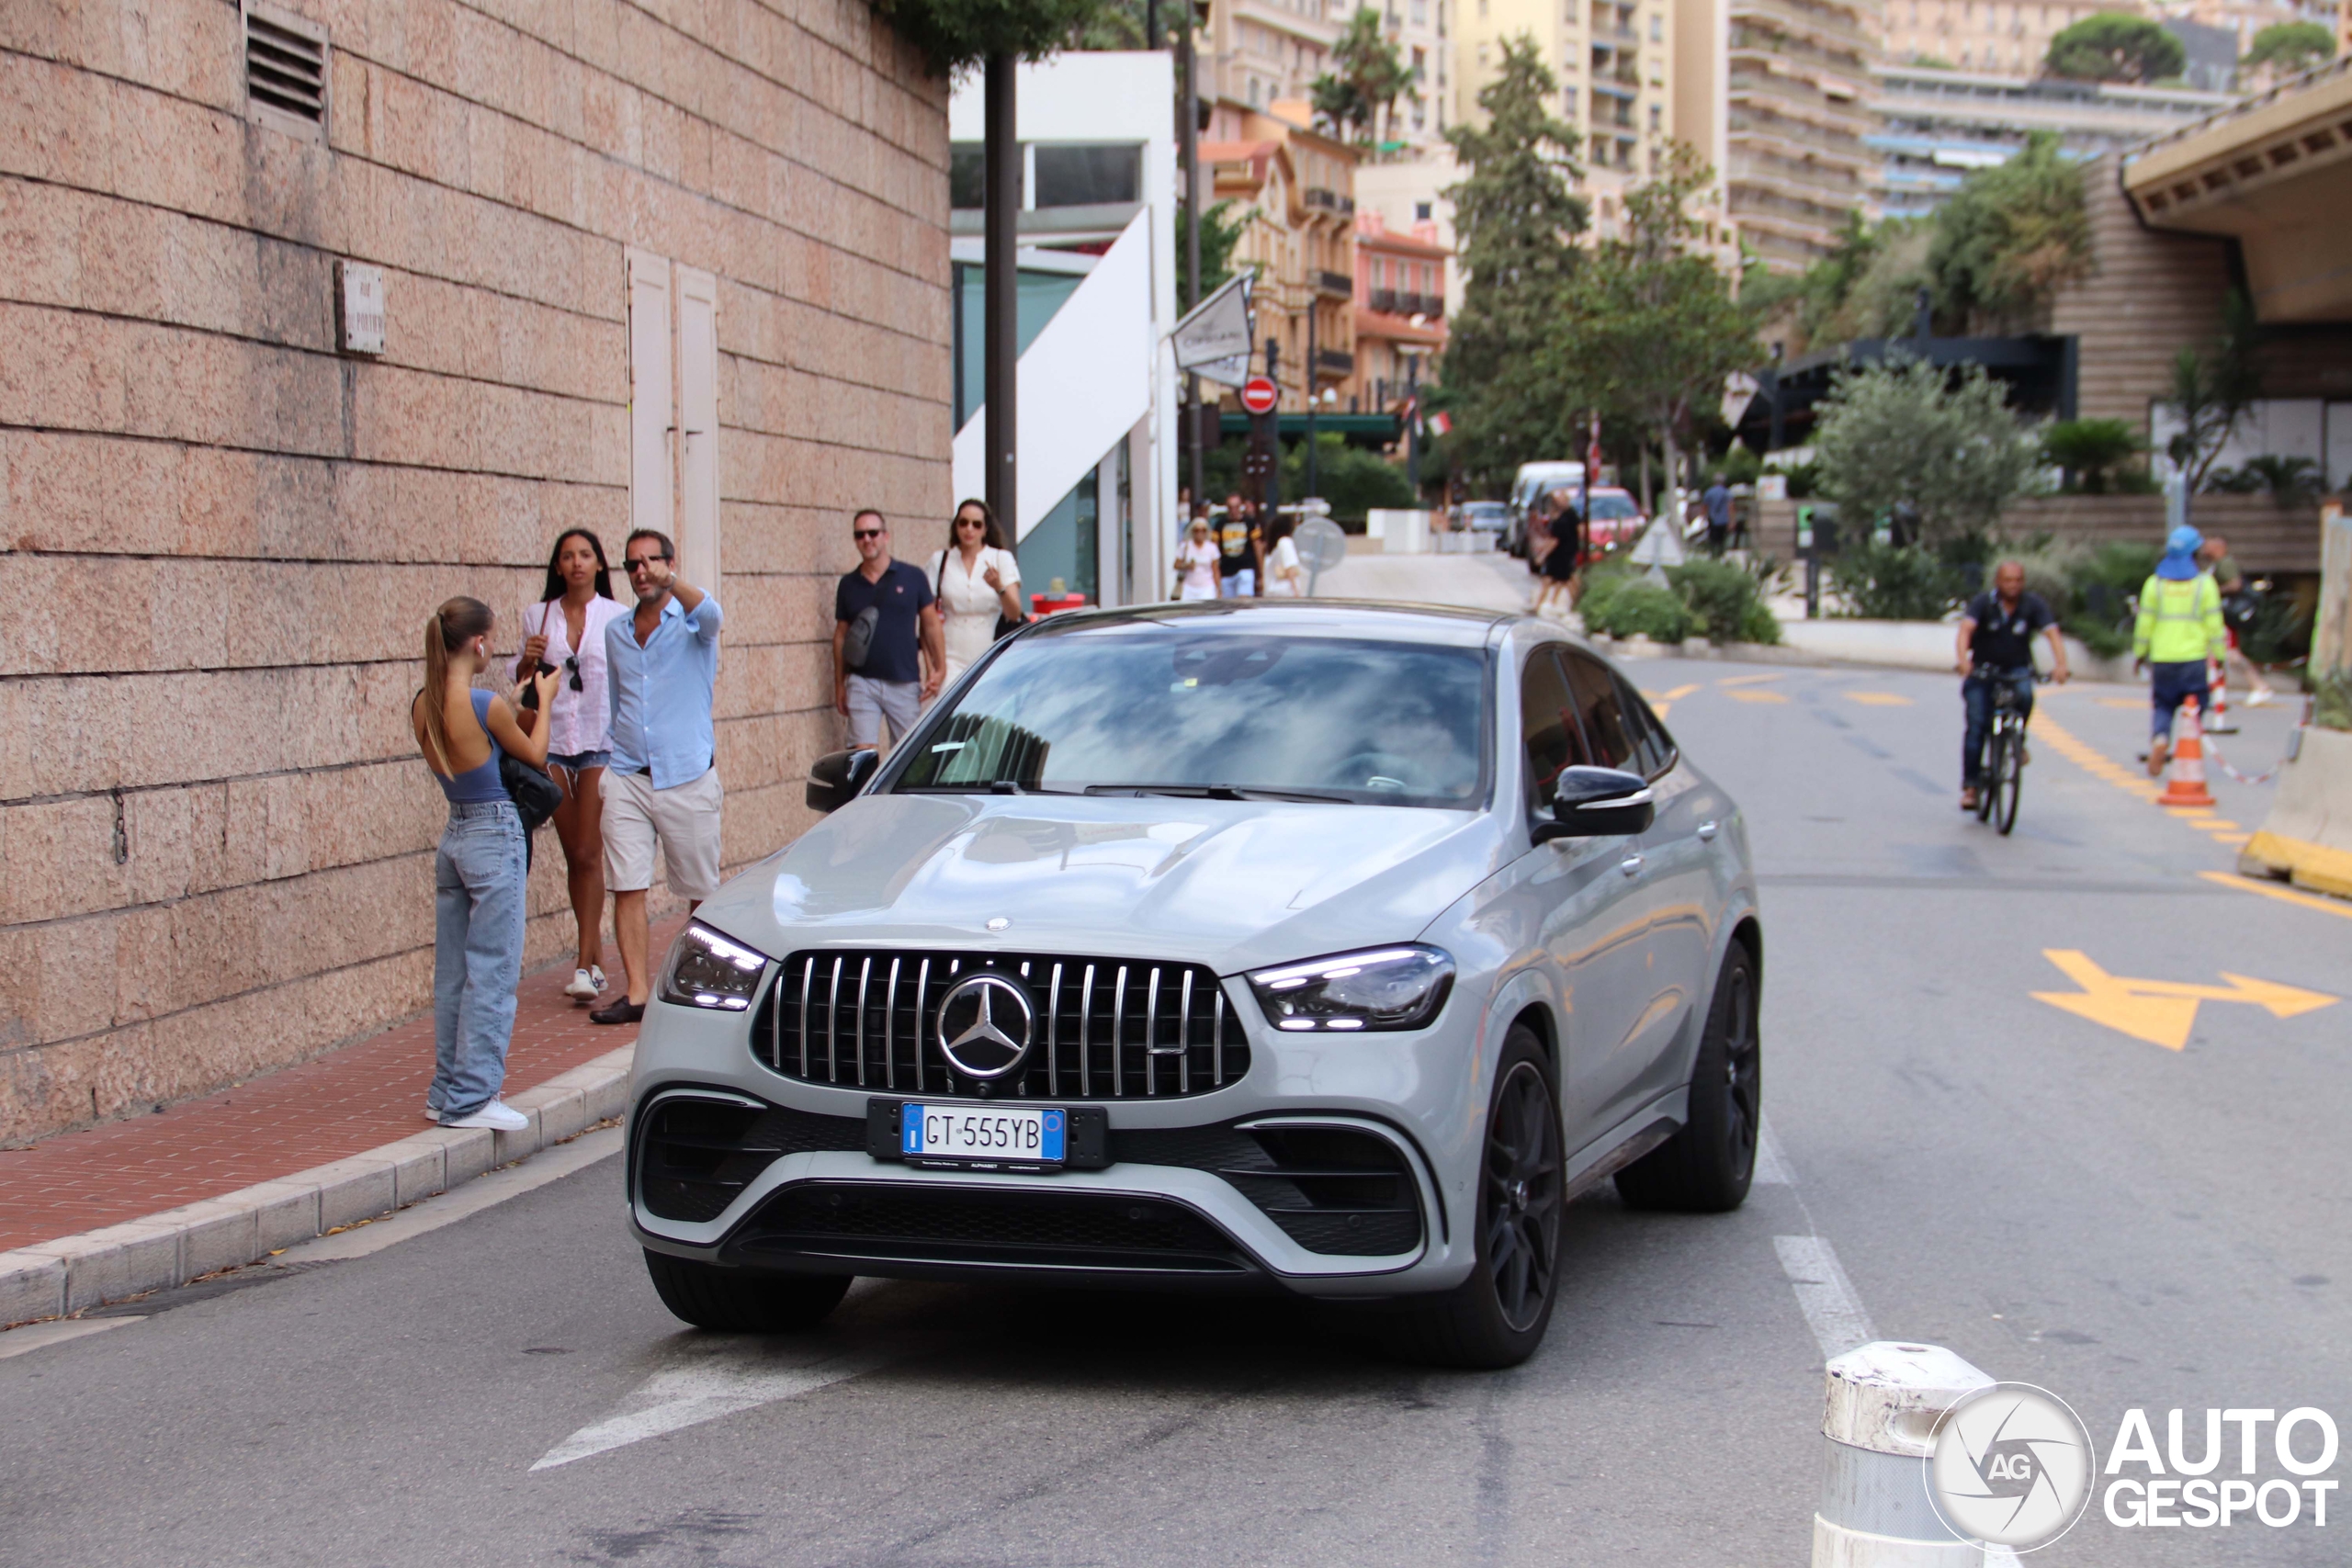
900 1102 1067 1169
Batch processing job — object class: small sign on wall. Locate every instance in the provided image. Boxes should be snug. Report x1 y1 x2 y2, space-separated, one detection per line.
336 261 385 355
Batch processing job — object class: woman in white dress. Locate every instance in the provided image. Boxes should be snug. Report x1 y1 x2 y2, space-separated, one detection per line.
928 498 1025 682
514 529 629 1003
1261 519 1305 597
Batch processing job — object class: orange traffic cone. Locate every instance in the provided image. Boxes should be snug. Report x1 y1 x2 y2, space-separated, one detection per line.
2155 696 2217 807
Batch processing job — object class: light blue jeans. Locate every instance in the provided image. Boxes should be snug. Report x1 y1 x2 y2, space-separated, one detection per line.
431 800 527 1119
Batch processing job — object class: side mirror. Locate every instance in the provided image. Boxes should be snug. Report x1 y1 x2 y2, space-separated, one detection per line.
806 748 880 814
1532 765 1655 843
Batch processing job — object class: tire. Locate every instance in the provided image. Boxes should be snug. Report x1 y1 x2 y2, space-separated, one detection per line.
1388 1027 1563 1370
642 1250 852 1333
1614 942 1760 1213
1993 723 2023 836
1975 729 2002 824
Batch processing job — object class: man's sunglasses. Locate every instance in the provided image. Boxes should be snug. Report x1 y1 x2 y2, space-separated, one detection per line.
624 554 671 574
853 528 885 540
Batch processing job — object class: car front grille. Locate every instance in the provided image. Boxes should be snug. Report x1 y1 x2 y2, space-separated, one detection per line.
751 950 1249 1101
1123 1123 1424 1257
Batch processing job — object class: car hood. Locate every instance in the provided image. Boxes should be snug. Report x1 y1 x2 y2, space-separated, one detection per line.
695 793 1510 976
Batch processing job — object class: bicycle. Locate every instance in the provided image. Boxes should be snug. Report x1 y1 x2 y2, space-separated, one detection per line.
1970 666 2046 836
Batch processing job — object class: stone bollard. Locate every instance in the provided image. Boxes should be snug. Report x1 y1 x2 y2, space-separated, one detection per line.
1813 1341 1995 1567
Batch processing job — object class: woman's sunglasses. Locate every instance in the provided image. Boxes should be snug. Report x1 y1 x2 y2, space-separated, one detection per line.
563 655 582 693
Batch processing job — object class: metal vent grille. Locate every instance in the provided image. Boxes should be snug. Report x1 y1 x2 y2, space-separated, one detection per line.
751 950 1248 1101
243 4 327 139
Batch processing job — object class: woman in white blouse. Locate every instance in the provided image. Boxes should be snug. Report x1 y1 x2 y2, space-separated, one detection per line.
929 498 1025 682
515 529 629 1003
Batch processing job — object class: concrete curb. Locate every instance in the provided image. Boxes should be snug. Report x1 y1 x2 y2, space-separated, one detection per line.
0 1046 635 1328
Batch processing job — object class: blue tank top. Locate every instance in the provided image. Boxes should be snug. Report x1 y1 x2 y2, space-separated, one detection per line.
430 688 508 804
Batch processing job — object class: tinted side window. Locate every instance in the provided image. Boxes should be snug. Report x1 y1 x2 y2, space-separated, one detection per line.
1520 648 1590 819
1611 672 1678 777
1561 651 1635 771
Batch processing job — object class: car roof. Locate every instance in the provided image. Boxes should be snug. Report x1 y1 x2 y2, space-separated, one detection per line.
1022 598 1520 649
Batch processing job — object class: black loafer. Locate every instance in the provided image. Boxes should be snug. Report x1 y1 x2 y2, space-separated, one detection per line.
589 998 646 1026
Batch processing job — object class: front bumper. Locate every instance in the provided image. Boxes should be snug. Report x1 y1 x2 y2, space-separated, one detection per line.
627 977 1487 1299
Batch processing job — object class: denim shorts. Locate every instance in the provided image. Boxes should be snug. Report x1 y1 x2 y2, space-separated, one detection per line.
548 749 611 773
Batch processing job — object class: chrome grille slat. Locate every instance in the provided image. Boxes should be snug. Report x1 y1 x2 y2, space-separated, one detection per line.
762 949 1242 1100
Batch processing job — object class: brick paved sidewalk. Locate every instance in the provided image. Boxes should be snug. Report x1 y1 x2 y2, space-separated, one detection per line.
0 921 681 1255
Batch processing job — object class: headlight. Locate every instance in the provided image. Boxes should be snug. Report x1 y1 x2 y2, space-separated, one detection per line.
658 922 770 1010
1247 945 1455 1032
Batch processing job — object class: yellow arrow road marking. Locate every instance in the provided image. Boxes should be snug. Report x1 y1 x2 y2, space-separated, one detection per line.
1845 691 1913 706
1718 671 1784 686
1730 689 1790 704
2032 949 2337 1050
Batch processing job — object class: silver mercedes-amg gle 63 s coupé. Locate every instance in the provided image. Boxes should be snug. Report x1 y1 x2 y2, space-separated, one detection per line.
628 600 1761 1366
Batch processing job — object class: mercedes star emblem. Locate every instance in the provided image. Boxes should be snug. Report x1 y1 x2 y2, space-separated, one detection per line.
934 971 1035 1080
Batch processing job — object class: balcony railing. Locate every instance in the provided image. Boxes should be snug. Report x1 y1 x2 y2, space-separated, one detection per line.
1305 186 1340 211
1317 269 1354 298
1316 348 1354 377
1369 287 1399 313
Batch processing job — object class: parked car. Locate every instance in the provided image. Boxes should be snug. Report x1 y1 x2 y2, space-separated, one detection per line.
627 603 1763 1368
1579 487 1646 548
1457 501 1510 539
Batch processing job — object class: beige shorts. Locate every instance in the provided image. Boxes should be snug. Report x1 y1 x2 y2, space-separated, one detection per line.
601 765 723 898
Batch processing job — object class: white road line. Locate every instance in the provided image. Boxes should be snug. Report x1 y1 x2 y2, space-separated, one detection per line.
0 1315 144 1360
1774 1235 1879 1359
532 1340 902 1471
1752 1117 1793 1185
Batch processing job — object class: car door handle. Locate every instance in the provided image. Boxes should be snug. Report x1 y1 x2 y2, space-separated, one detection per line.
1696 820 1719 841
1619 854 1645 877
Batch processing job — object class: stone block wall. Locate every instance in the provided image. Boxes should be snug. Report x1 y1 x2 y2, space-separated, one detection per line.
0 0 952 1143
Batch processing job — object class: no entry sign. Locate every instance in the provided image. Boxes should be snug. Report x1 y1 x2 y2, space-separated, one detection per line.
1239 376 1278 415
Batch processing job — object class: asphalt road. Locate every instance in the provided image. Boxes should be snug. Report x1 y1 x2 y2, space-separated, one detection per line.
6 568 2346 1567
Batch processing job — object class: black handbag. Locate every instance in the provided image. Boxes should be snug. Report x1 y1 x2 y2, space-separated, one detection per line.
993 611 1024 640
501 752 564 835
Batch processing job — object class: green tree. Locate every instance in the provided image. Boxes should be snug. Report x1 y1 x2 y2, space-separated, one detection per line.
1282 433 1416 521
1813 355 2042 546
2244 20 2336 75
2043 13 2187 83
1312 7 1419 147
870 0 1117 73
2039 418 2144 492
1928 132 2092 332
1555 144 1758 514
1433 37 1587 492
1177 199 1250 306
2166 289 2263 491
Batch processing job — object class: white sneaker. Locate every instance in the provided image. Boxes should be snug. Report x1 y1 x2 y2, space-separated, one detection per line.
424 1103 441 1122
2245 689 2276 706
442 1100 529 1131
563 967 601 1000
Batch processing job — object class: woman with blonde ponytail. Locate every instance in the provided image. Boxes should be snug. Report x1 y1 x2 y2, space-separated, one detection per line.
411 596 559 1131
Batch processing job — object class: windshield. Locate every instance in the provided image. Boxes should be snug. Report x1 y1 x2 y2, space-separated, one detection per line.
1589 494 1639 519
891 624 1490 808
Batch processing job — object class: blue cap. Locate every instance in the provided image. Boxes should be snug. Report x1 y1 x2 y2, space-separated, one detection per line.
2166 525 2202 555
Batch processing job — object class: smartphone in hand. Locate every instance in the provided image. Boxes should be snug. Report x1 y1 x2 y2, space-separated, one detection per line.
518 660 559 709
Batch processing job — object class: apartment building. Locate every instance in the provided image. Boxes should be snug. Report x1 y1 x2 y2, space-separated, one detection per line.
1872 62 2234 218
1204 102 1363 409
1727 0 1879 269
1347 210 1450 412
1209 0 1345 109
1385 0 1459 149
1883 0 2137 72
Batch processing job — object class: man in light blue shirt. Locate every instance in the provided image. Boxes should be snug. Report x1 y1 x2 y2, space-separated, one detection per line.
593 528 724 1024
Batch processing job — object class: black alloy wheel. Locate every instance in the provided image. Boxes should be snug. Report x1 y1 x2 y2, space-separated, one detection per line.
1616 942 1760 1213
1387 1027 1563 1369
1484 1059 1564 1333
1975 728 2004 824
1993 724 2024 836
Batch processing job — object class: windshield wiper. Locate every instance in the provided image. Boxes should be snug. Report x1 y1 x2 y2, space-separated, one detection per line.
1080 784 1355 804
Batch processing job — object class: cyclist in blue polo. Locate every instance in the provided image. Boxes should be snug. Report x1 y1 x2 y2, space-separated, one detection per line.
1953 559 2070 811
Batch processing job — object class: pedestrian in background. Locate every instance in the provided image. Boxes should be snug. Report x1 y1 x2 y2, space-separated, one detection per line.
1176 514 1221 600
833 509 944 750
1702 477 1732 557
516 529 628 1005
1262 515 1305 597
2133 525 2228 778
928 498 1024 683
1217 493 1261 597
1532 495 1578 615
2196 533 2279 710
413 596 560 1130
592 530 724 1026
